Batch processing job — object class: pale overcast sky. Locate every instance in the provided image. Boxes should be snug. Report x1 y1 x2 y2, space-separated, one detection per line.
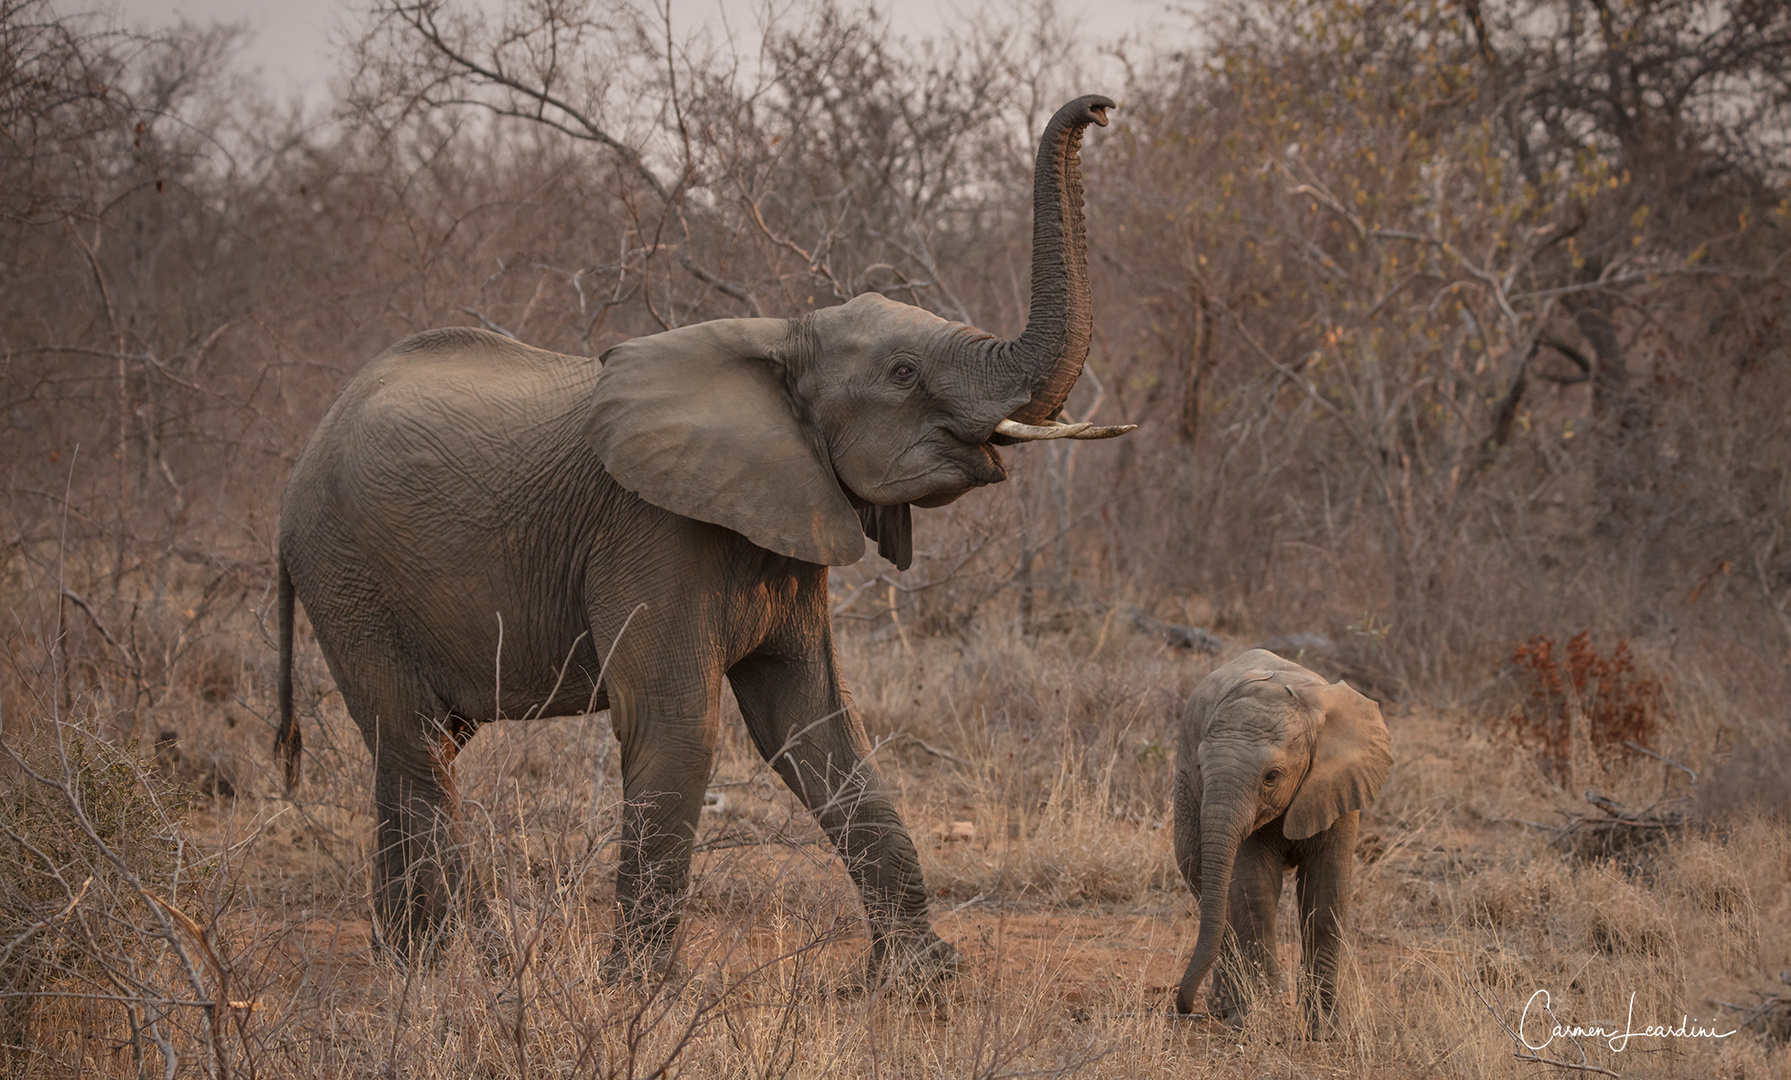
106 0 1182 110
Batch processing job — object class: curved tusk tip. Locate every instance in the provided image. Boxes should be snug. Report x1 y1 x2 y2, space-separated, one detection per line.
1067 423 1138 439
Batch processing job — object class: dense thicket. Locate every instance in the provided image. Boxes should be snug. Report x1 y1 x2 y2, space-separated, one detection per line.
4 0 1788 722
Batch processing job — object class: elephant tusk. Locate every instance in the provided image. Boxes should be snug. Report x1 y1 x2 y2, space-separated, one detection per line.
993 418 1139 441
1067 422 1140 439
994 418 1091 439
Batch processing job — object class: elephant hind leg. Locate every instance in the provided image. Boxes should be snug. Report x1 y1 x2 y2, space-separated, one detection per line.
338 666 483 957
370 732 482 956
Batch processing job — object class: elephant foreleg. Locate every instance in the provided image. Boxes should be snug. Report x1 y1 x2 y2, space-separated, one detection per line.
727 653 958 987
1294 810 1359 1034
604 682 718 983
1212 831 1286 1026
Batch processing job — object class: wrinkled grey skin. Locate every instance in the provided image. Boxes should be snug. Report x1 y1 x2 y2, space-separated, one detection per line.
1173 650 1393 1030
273 96 1118 981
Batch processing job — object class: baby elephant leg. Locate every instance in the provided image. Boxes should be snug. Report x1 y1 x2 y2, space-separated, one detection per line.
1211 831 1287 1026
1295 810 1360 1034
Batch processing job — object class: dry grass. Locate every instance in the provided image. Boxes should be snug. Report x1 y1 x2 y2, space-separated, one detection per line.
3 610 1788 1080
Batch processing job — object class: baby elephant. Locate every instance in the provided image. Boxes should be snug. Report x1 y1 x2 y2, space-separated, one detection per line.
1173 649 1392 1029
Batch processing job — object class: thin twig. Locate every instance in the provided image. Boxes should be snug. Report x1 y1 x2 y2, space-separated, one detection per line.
1619 741 1697 781
460 307 517 339
0 875 90 971
1485 817 1568 833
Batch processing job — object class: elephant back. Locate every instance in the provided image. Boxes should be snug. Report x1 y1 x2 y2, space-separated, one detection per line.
284 330 601 534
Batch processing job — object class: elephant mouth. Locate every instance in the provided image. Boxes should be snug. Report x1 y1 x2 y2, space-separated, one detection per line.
903 439 1003 508
837 433 1005 510
888 440 1006 501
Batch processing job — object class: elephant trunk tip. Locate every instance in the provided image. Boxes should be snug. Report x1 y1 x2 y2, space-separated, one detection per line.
1174 982 1200 1016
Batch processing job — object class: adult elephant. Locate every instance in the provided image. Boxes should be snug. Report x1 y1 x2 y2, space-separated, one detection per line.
273 96 1127 983
1173 650 1393 1029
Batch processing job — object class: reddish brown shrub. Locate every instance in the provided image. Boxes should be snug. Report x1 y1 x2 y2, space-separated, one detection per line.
1496 631 1667 781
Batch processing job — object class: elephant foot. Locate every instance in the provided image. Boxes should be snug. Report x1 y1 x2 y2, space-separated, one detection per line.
840 932 963 1007
599 944 689 996
1208 984 1262 1029
1210 967 1279 1029
1297 975 1341 1038
370 907 461 967
371 862 490 965
1300 1001 1341 1040
876 930 964 986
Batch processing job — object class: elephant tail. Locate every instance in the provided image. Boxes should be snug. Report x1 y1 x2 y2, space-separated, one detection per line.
273 553 302 792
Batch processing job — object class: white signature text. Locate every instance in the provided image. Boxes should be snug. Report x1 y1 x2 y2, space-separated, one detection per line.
1520 990 1738 1053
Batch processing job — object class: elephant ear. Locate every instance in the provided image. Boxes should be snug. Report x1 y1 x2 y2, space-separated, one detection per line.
585 319 866 565
1284 680 1393 841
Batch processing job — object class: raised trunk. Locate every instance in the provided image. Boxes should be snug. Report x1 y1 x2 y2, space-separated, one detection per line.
986 94 1113 431
1175 796 1254 1014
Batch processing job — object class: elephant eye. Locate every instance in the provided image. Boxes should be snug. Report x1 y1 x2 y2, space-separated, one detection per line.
889 360 918 384
1263 768 1283 785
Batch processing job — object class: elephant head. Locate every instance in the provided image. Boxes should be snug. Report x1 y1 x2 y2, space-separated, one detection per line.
1174 650 1393 1015
582 95 1130 571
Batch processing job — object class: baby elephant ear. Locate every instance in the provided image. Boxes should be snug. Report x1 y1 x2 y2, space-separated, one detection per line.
585 319 866 566
1283 680 1393 841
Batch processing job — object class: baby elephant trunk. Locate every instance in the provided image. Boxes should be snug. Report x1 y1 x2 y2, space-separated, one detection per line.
1175 794 1254 1014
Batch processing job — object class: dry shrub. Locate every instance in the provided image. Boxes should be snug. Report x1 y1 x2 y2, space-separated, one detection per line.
835 622 1192 907
1473 942 1530 991
1669 834 1764 978
1578 862 1678 962
0 719 194 1069
1462 857 1561 935
1493 631 1667 785
926 743 1174 907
